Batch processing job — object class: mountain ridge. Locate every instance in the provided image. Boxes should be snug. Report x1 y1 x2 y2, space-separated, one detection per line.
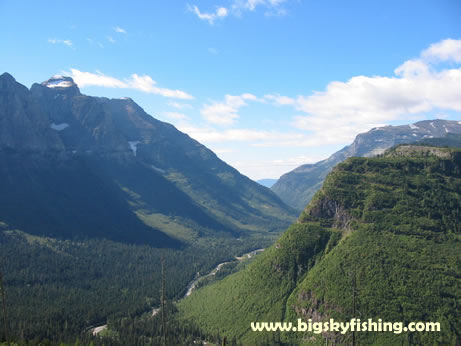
0 72 296 244
272 119 461 210
179 143 461 345
0 72 296 342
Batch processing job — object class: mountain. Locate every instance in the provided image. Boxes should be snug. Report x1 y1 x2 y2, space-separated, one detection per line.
256 178 277 188
417 132 461 148
272 120 461 211
0 72 295 244
179 144 461 345
0 72 296 342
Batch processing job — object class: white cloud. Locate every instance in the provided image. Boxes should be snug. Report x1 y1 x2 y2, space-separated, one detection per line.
67 69 126 88
233 0 287 11
177 125 303 144
168 101 193 109
107 36 116 43
422 38 461 63
225 154 325 180
177 38 461 180
188 4 228 24
48 39 72 47
184 39 461 150
208 47 218 54
232 155 321 169
67 69 194 100
190 0 287 23
176 123 332 179
266 38 461 145
394 59 430 78
217 7 228 16
213 148 234 154
129 74 194 99
113 26 127 34
240 0 266 10
164 112 188 120
201 93 259 125
264 94 296 105
201 103 240 125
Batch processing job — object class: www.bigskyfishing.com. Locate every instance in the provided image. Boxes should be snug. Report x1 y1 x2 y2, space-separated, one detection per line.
250 319 440 334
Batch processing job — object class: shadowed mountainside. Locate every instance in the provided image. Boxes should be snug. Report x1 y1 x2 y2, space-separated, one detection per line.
0 72 296 245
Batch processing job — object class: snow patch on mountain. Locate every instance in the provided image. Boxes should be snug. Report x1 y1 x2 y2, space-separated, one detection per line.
50 123 69 131
151 165 166 174
128 141 140 156
47 81 73 88
42 76 76 89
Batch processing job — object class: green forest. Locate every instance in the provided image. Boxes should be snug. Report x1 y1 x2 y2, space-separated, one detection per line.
1 144 460 345
0 226 275 344
178 145 461 345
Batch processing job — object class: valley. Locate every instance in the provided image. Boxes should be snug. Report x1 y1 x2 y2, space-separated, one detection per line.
0 74 460 345
2 3 461 344
89 247 265 337
0 73 295 344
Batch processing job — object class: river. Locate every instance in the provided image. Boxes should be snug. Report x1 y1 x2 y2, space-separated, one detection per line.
184 248 264 298
90 248 264 335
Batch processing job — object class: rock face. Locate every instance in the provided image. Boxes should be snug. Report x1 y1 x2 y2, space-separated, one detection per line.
390 144 454 159
0 73 62 153
272 120 461 210
0 73 295 244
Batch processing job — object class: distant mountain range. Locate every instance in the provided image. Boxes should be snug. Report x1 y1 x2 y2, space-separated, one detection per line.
256 178 277 188
272 119 461 210
0 72 295 245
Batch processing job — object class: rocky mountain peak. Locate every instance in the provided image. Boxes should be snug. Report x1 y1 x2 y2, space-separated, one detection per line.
42 75 77 88
0 72 16 84
0 72 29 95
31 75 81 97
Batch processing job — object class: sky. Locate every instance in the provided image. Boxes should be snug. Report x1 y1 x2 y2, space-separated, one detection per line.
1 0 461 180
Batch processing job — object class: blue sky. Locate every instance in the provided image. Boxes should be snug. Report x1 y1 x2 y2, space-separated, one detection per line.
1 0 461 179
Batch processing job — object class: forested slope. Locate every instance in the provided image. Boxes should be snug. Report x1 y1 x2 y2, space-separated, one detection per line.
179 145 461 345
